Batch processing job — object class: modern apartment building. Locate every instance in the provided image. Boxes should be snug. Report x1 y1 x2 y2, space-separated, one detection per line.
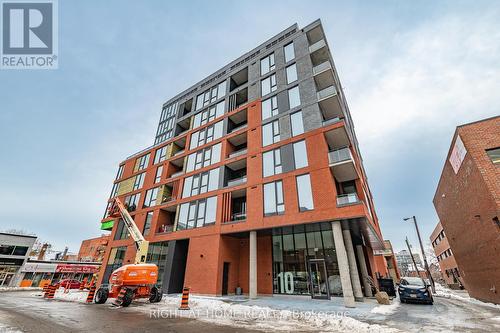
433 116 499 304
98 20 388 307
0 232 36 287
430 221 463 289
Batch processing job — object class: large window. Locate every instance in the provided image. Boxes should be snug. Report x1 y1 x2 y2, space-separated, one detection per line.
263 149 282 177
193 101 225 129
186 143 222 172
177 196 217 230
136 153 150 171
133 173 145 191
189 121 224 149
155 102 177 144
114 219 130 240
195 81 227 111
290 111 304 136
293 140 308 169
260 53 275 75
110 182 119 198
288 86 301 109
154 166 163 184
486 147 500 164
116 165 124 180
143 187 159 208
264 180 285 216
262 120 280 147
262 96 278 120
272 223 340 295
284 42 295 63
146 241 169 285
286 63 298 84
143 212 153 236
261 74 277 96
154 146 167 164
296 174 314 211
182 168 220 198
124 193 140 212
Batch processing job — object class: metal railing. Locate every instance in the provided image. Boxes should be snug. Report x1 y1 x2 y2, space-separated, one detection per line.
228 148 247 158
226 176 247 188
230 212 247 222
317 85 338 100
336 193 360 206
328 147 352 164
170 170 184 178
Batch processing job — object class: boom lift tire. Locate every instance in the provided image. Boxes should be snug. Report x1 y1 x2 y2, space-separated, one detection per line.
121 288 134 307
149 286 162 303
94 287 109 304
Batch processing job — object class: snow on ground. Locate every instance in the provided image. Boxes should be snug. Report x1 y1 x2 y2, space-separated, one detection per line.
370 299 400 315
53 289 89 303
135 294 402 333
434 284 500 310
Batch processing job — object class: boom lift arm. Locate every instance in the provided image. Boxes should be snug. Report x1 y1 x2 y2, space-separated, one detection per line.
109 198 149 264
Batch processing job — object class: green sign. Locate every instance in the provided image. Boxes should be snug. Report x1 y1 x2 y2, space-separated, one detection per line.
100 219 114 231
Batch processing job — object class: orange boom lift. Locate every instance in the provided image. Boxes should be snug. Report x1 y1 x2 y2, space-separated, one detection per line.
94 198 162 307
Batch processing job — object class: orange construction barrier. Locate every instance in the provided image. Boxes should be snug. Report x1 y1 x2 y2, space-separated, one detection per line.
112 287 127 307
47 284 56 299
178 287 190 310
86 282 96 303
79 278 87 291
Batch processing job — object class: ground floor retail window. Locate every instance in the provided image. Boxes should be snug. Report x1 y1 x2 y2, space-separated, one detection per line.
0 266 18 286
272 222 342 296
146 241 169 286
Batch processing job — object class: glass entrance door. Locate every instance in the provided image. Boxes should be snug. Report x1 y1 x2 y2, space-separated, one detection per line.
308 259 330 299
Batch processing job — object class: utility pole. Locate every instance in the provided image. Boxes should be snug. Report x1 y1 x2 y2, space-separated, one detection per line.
404 216 436 293
405 237 420 276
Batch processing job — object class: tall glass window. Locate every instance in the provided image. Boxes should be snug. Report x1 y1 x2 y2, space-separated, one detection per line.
260 53 275 75
182 168 220 198
136 153 150 171
284 42 295 63
116 165 124 180
263 149 282 177
261 74 277 96
296 174 314 211
176 196 217 230
143 211 153 236
193 101 225 129
143 187 158 208
154 166 163 184
262 96 278 120
154 146 167 164
290 111 304 136
286 63 298 84
262 120 280 147
288 86 301 109
264 180 284 216
293 140 308 169
133 173 145 190
146 241 168 285
186 143 221 172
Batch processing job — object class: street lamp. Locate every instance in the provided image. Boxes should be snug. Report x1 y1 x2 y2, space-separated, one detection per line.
404 216 436 293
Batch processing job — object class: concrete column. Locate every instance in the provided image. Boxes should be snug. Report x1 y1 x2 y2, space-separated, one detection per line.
356 245 373 297
331 221 355 308
249 231 257 299
341 223 364 301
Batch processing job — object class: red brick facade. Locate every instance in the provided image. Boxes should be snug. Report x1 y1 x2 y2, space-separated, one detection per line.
433 116 500 303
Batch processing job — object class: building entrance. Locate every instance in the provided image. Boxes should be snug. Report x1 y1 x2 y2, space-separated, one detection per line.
308 259 330 299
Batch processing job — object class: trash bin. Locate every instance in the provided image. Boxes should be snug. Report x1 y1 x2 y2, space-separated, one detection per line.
378 278 396 297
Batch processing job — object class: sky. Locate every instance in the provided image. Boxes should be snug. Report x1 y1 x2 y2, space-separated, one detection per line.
0 0 499 258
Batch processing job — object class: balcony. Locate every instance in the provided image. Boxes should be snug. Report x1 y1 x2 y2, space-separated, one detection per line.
224 159 247 188
225 189 247 223
324 125 350 150
313 61 335 91
229 67 248 92
228 148 247 159
228 108 248 133
156 208 176 234
309 39 326 54
336 193 360 206
328 147 359 182
317 85 343 121
228 87 248 112
226 176 247 188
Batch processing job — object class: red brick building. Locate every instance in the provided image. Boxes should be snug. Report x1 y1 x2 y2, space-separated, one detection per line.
430 221 463 289
77 235 109 262
433 116 500 304
98 21 389 306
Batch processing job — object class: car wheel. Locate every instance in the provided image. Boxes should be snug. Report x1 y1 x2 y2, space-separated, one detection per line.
94 288 109 304
121 288 134 307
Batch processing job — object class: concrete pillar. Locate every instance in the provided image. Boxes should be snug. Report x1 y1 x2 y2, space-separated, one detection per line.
249 231 257 299
331 221 355 308
341 222 364 301
356 244 373 297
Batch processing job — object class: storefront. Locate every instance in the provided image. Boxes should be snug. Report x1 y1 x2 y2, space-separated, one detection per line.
272 222 342 299
19 260 100 287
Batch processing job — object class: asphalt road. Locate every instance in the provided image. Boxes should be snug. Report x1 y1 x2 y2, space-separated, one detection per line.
0 291 258 333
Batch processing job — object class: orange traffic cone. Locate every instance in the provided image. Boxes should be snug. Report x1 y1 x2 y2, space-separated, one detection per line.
178 287 190 310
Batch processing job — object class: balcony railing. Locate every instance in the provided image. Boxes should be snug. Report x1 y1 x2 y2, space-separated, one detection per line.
231 212 247 222
336 193 360 206
170 170 184 178
173 149 184 156
317 85 338 101
228 148 247 158
322 117 341 127
229 123 247 133
313 61 332 75
157 224 174 234
328 147 353 164
309 39 326 53
226 176 247 188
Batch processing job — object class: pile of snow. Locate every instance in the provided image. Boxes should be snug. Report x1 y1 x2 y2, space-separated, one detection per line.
435 284 500 310
0 286 42 292
370 299 400 315
139 294 402 333
53 289 89 303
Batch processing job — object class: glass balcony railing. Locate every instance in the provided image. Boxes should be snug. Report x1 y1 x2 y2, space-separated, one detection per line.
317 85 338 100
309 39 326 53
328 147 352 164
231 212 247 222
228 148 247 158
170 170 184 178
226 176 247 188
312 61 332 75
336 193 360 206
